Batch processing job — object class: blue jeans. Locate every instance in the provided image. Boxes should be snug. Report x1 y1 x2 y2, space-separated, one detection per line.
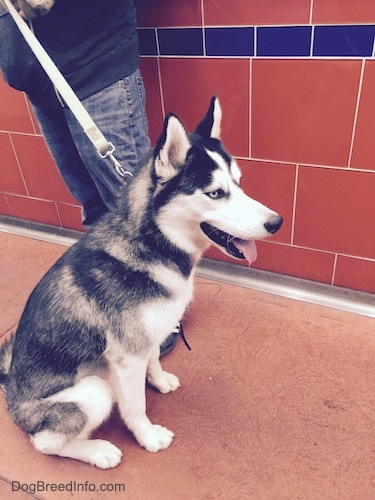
32 68 151 225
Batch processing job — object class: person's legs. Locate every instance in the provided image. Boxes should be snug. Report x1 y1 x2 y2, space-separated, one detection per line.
63 68 151 211
31 103 108 225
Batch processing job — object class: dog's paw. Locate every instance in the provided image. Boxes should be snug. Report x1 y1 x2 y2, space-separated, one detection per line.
148 370 181 394
85 439 123 469
138 424 175 453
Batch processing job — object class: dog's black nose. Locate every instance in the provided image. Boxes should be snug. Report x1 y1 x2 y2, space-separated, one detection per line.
264 215 283 234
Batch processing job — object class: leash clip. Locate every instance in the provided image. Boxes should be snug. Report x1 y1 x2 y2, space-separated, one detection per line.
98 142 134 180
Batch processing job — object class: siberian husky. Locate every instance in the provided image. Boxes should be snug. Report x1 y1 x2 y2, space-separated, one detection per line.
0 97 282 468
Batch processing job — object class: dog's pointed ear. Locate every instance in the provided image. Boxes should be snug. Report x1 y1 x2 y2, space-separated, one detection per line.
195 95 222 140
154 113 191 182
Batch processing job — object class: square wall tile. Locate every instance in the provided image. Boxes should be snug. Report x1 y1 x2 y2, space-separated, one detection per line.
158 28 203 56
252 59 361 167
334 256 375 294
205 28 254 57
350 61 375 171
257 26 312 57
136 0 202 27
7 195 61 226
0 77 35 134
294 166 375 259
253 241 335 283
11 134 77 204
238 160 296 244
204 0 311 26
29 102 41 135
0 133 27 196
313 25 375 57
139 58 164 146
138 29 158 56
313 0 375 24
57 203 84 232
160 58 250 157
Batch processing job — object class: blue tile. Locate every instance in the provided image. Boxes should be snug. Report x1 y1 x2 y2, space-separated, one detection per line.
257 26 312 57
313 25 375 57
205 27 254 57
138 29 157 56
158 28 203 56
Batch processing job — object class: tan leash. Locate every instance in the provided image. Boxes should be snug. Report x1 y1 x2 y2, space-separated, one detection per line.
3 0 132 180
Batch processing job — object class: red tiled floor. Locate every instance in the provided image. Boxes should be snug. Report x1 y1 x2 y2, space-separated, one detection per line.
1 231 375 499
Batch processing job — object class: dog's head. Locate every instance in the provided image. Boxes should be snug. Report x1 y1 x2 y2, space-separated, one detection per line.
153 96 283 264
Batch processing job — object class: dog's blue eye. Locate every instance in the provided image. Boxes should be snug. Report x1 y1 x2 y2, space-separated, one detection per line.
206 189 225 199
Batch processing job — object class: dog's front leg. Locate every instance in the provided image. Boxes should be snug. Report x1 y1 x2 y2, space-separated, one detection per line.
111 356 174 452
147 346 181 394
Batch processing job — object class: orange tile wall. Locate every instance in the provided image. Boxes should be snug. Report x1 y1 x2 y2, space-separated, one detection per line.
1 0 375 294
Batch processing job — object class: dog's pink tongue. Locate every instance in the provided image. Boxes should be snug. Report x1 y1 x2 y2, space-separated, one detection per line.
233 239 257 266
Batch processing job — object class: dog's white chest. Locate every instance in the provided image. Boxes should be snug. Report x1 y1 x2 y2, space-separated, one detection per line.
141 265 194 343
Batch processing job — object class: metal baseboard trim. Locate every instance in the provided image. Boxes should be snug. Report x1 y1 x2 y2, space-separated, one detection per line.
197 259 375 319
0 218 81 247
0 219 373 319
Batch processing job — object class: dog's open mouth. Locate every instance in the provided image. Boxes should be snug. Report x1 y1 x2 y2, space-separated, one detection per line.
200 222 257 265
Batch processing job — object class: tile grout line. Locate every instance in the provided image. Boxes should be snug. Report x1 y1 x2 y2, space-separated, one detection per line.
200 0 206 57
248 58 252 158
309 0 314 55
23 93 38 135
331 253 339 285
310 25 315 56
309 0 314 25
3 194 11 215
290 164 299 245
154 27 160 57
8 133 30 198
156 57 166 119
347 58 366 168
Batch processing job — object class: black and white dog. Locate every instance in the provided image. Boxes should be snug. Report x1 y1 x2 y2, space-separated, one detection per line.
0 97 282 468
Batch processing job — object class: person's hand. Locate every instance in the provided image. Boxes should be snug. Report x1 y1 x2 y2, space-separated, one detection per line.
5 0 55 19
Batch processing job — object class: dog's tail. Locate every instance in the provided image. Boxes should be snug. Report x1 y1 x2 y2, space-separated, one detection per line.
0 335 15 387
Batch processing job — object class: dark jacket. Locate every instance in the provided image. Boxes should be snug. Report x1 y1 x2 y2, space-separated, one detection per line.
0 0 139 107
